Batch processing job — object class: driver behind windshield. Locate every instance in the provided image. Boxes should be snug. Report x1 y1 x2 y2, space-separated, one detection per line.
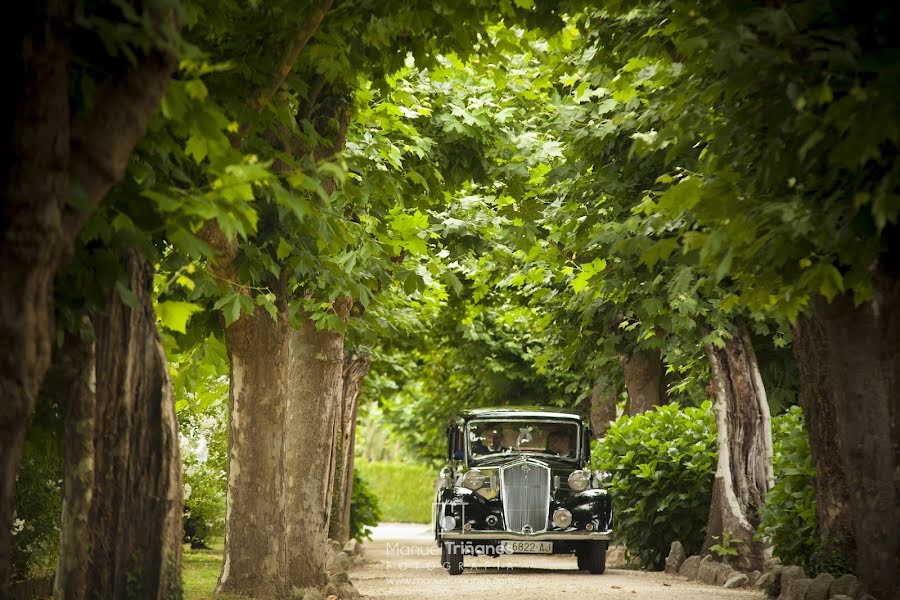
471 430 505 456
545 430 574 458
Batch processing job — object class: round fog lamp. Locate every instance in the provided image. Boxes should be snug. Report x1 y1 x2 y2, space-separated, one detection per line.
440 515 457 530
462 469 485 490
568 470 590 492
552 508 573 529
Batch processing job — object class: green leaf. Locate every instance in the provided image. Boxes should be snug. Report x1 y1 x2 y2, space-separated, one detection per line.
156 301 204 334
276 237 293 260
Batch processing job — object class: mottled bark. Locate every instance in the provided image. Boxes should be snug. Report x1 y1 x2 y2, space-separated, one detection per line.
216 308 290 599
329 351 372 543
81 252 182 599
0 3 71 587
621 349 665 416
285 301 351 587
52 332 95 600
0 1 175 589
792 272 899 600
588 376 618 438
703 323 773 572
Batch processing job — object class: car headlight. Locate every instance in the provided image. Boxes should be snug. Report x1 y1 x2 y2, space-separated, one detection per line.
461 469 485 490
552 508 572 528
568 470 590 492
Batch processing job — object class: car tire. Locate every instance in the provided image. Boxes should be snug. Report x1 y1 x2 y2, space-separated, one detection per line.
584 541 608 574
443 541 464 575
576 551 589 570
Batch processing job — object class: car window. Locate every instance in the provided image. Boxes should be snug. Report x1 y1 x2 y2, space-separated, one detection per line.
467 419 579 462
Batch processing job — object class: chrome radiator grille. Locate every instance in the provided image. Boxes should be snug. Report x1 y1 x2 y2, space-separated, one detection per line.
500 460 550 533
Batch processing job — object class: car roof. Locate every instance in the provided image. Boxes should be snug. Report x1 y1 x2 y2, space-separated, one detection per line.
459 406 583 422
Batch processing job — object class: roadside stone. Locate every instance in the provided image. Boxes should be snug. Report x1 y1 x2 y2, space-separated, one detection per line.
343 539 359 556
329 571 350 586
830 596 853 600
337 583 360 600
328 539 343 555
716 563 736 585
787 578 812 600
324 582 340 598
747 570 761 586
830 574 862 599
807 573 834 600
779 566 809 600
665 541 686 574
757 570 777 591
699 556 720 585
605 545 626 568
679 555 702 580
327 551 352 575
725 573 750 589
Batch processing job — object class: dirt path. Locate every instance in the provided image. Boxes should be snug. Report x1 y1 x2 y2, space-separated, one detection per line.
353 523 765 600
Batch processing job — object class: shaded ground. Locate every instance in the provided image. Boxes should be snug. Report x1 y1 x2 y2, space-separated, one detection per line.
354 523 765 600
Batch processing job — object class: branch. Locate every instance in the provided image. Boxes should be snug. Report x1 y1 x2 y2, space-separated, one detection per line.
65 12 178 244
253 0 334 109
196 220 240 283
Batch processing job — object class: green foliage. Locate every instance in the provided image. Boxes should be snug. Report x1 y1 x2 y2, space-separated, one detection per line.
356 461 434 524
709 532 742 560
10 396 62 582
593 402 717 570
349 469 381 542
759 406 817 570
172 336 229 543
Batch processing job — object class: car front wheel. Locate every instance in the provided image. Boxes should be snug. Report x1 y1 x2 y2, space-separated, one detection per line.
442 541 464 575
582 541 608 574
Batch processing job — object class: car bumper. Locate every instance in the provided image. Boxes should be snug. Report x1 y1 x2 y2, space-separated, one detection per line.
439 530 612 541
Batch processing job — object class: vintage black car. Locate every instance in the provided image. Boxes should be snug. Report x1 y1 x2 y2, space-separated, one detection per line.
434 407 612 575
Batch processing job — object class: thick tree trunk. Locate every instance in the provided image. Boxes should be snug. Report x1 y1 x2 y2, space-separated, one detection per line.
0 3 70 588
82 252 183 599
284 302 351 586
216 308 290 599
588 376 618 438
792 273 899 599
703 323 773 572
51 331 95 600
329 351 372 543
1 3 175 590
621 349 665 416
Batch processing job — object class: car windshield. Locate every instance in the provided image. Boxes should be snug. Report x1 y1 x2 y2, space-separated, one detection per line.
467 419 579 463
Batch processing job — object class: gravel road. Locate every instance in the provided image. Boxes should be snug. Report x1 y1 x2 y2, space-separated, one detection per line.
353 523 765 600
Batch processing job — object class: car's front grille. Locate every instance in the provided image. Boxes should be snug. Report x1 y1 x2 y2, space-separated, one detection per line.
500 460 550 533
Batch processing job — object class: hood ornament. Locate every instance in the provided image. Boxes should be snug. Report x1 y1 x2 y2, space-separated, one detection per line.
521 463 530 474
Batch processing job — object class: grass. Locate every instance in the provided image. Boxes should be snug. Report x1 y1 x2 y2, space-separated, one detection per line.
182 537 229 600
356 460 434 524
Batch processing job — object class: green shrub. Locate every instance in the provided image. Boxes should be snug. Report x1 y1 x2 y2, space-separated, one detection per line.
349 468 381 542
356 460 434 524
11 398 63 581
759 406 817 570
593 401 717 570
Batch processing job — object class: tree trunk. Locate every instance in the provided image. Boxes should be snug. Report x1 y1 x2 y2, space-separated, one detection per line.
51 331 95 600
621 349 665 416
77 251 183 599
284 302 351 587
216 308 290 599
1 3 175 589
329 351 372 543
588 376 618 438
792 273 899 599
0 3 71 588
703 323 773 572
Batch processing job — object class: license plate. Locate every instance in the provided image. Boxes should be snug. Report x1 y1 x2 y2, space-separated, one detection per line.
501 541 553 554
